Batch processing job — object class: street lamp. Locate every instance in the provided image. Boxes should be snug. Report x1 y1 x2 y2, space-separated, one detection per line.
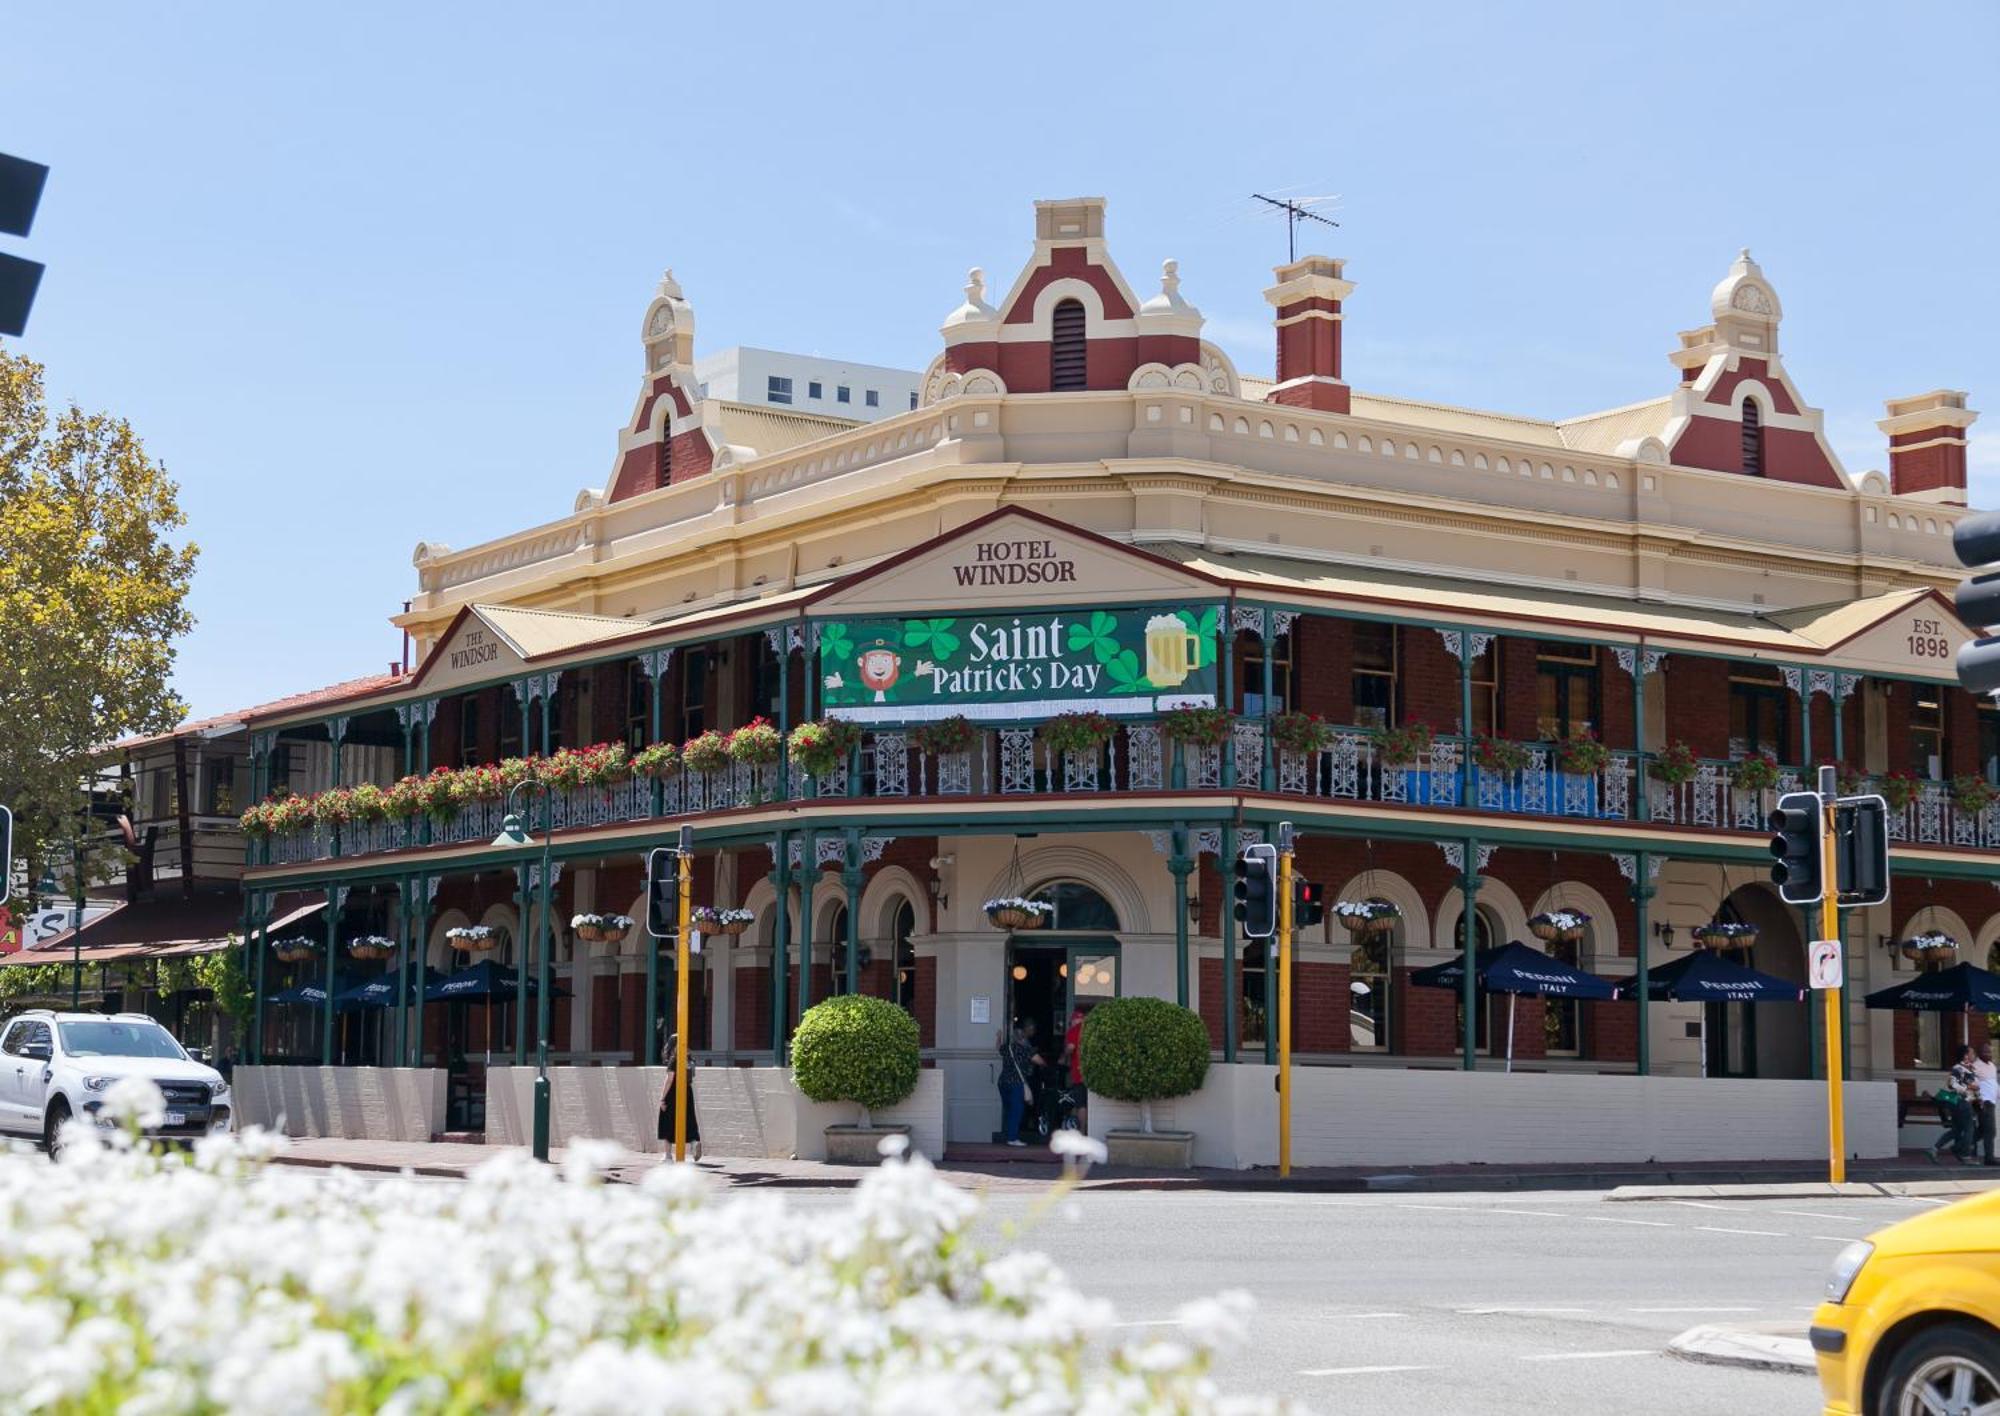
493 781 555 1163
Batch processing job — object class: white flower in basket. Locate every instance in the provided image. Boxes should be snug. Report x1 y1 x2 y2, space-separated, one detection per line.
1334 899 1400 936
984 897 1054 930
571 912 606 941
1528 910 1591 943
446 925 502 953
345 935 395 960
1902 929 1959 962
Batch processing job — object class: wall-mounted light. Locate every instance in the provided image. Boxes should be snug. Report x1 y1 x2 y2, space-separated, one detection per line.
1010 964 1027 981
1652 921 1677 949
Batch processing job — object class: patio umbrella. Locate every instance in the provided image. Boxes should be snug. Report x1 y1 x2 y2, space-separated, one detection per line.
1615 949 1804 1078
424 961 570 1065
1865 962 2000 1050
334 969 443 1011
1412 941 1619 1072
265 982 330 1008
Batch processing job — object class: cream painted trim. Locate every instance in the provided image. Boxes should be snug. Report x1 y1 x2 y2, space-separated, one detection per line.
1888 435 1969 456
1272 309 1344 328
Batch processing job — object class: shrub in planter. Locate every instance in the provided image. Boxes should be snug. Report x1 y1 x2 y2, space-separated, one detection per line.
683 729 729 773
1474 735 1532 774
789 718 862 777
1044 711 1117 757
632 741 681 779
728 717 783 766
1729 753 1781 793
792 994 921 1126
910 715 978 756
1554 731 1610 776
1269 710 1332 756
1646 740 1700 785
1079 996 1210 1134
1880 770 1924 811
1954 774 1998 815
1159 706 1234 749
1377 720 1434 766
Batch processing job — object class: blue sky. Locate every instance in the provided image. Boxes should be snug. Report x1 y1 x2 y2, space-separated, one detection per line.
4 3 1996 720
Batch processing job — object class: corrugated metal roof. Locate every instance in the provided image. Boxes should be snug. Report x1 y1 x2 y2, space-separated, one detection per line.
1347 393 1567 447
715 401 862 459
1557 397 1673 455
117 672 407 751
471 604 634 659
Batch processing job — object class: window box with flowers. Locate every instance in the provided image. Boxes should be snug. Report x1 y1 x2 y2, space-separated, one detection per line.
1692 920 1757 951
1528 909 1591 944
631 742 681 780
1826 763 1865 799
417 767 463 821
911 715 978 757
1901 929 1958 964
1160 706 1234 749
1554 731 1610 777
1044 712 1116 758
788 719 862 779
1954 775 1998 816
726 718 782 767
1646 740 1700 786
692 906 754 937
346 935 394 961
985 897 1054 931
1335 898 1400 937
1378 720 1434 768
1270 711 1332 757
1730 753 1782 794
682 730 729 774
446 925 502 954
1880 771 1924 811
540 742 632 793
385 776 428 821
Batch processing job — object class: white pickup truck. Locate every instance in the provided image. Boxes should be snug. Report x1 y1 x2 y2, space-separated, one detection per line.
0 1010 232 1155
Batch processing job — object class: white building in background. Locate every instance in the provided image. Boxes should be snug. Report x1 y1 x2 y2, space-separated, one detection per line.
694 346 921 422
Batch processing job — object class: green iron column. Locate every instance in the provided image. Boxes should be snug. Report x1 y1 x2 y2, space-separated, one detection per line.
1457 631 1476 805
408 878 432 1068
1459 839 1483 1071
842 829 864 997
776 634 792 796
418 701 433 774
322 884 343 1065
538 675 555 757
514 864 530 1066
642 649 671 815
250 892 268 1065
516 680 532 760
798 829 817 1021
1630 853 1653 1075
771 832 791 1059
1168 826 1193 1008
1260 608 1276 790
1833 675 1849 765
1632 650 1651 823
1221 825 1238 1063
643 846 661 1067
1220 609 1236 790
394 882 409 1067
1796 666 1812 770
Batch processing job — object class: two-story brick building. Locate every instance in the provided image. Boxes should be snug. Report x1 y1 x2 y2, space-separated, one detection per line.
224 198 1992 1155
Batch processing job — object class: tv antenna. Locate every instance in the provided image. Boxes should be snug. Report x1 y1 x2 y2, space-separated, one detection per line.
1250 192 1340 263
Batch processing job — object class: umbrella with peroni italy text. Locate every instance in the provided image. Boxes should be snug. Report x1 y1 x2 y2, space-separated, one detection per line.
1412 941 1620 1072
1865 962 2000 1050
1614 949 1804 1078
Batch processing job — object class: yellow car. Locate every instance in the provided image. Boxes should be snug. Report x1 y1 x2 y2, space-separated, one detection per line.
1812 1188 2000 1415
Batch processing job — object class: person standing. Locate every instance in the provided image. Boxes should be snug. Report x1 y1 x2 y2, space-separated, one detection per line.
658 1032 700 1160
1934 1045 1979 1163
996 1022 1043 1147
1060 1006 1088 1133
1975 1040 1998 1166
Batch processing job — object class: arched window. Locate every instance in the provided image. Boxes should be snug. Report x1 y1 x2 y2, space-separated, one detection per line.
1350 903 1397 1052
1028 880 1118 931
1741 398 1765 477
826 903 850 994
1050 298 1087 391
1454 906 1497 1052
891 899 917 1012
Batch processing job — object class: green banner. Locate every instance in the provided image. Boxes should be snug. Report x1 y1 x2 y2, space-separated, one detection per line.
817 606 1221 722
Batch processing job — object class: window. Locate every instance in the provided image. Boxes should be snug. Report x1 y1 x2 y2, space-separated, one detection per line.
626 662 651 751
1352 622 1397 729
891 900 918 1013
827 903 850 993
766 375 793 406
149 767 175 820
205 757 236 816
498 684 523 759
1470 641 1499 737
836 385 851 404
1349 908 1394 1051
1543 932 1582 1056
1050 298 1088 391
909 391 919 410
807 380 823 399
752 635 783 719
1729 663 1791 762
1980 704 2000 786
1535 642 1599 740
1027 881 1118 932
459 696 482 767
1911 688 1946 779
1741 398 1765 477
865 389 879 408
1240 641 1296 716
680 649 709 739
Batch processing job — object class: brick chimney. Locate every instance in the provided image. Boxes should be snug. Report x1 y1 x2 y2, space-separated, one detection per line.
1879 390 1978 504
1263 255 1352 413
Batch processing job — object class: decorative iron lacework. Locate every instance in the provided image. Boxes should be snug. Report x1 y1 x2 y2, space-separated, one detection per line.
1436 842 1494 874
1611 853 1665 883
1437 630 1493 663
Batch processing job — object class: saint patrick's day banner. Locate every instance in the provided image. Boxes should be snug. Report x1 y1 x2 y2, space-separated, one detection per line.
816 606 1221 723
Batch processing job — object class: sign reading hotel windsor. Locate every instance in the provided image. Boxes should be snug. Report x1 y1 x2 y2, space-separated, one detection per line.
819 595 1221 722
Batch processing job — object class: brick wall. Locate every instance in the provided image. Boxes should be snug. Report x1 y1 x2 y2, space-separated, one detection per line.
1665 657 1731 757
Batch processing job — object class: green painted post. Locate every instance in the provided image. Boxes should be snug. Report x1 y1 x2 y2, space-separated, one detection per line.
1459 841 1481 1071
843 830 863 997
539 683 552 757
1633 656 1651 823
394 886 408 1067
1833 677 1847 766
1799 667 1813 770
1458 632 1475 805
1260 608 1275 790
648 658 665 817
798 830 816 1021
1221 825 1238 1063
322 886 338 1065
772 832 791 1059
1220 623 1237 790
515 865 530 1066
409 884 428 1068
250 894 267 1065
518 682 532 762
1169 826 1193 1008
777 642 792 797
1632 853 1652 1075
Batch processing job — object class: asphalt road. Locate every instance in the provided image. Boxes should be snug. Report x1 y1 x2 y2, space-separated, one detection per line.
785 1182 1944 1414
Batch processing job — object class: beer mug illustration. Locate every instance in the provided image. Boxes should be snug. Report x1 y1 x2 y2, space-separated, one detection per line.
1143 614 1202 687
856 640 902 702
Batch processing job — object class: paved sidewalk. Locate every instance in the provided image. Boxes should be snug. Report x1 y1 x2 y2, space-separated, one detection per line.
264 1137 2000 1196
1668 1322 1816 1374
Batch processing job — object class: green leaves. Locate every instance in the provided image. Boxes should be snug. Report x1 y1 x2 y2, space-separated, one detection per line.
901 617 960 661
817 621 855 670
1064 609 1120 662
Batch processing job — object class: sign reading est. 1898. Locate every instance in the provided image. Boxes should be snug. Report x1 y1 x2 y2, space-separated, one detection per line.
817 606 1220 723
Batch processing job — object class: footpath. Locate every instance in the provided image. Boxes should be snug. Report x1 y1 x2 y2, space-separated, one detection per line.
266 1136 2000 1199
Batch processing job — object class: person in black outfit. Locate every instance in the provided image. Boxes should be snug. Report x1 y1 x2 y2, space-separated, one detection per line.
658 1032 700 1159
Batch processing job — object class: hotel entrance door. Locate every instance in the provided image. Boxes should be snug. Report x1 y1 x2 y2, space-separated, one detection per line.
1004 937 1120 1048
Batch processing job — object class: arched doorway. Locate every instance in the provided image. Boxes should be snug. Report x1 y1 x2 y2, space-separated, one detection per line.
1006 881 1118 1050
1713 883 1810 1079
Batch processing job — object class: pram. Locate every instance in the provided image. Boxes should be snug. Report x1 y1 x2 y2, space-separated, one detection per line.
1032 1062 1084 1138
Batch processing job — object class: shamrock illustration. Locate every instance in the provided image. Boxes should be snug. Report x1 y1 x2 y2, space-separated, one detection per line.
902 617 960 661
1178 606 1221 662
817 622 856 673
1065 610 1121 663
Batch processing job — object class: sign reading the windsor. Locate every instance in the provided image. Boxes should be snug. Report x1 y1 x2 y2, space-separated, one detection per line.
818 605 1221 722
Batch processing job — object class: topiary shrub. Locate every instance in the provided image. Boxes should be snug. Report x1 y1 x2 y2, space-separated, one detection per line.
1079 997 1210 1132
792 994 920 1125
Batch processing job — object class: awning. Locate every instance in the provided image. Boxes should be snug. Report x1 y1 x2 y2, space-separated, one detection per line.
0 889 318 970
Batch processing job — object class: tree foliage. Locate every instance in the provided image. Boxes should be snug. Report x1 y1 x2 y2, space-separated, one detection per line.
1079 997 1211 1104
0 349 197 879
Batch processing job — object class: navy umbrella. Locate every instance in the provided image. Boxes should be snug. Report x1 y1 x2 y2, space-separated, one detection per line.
425 960 570 1064
265 982 330 1008
1413 941 1619 1071
1616 949 1804 1078
334 969 443 1011
1866 962 2000 1050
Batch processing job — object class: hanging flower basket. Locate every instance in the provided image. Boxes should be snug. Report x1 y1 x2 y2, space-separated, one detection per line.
727 718 783 767
1645 740 1700 786
1901 930 1958 963
1269 711 1332 756
1474 736 1532 774
446 925 501 953
1528 909 1591 944
1159 706 1235 749
1044 712 1116 757
599 913 633 944
984 897 1053 931
910 715 978 756
1880 771 1924 811
683 730 729 774
1378 720 1435 767
1953 775 1998 815
788 719 863 778
345 936 394 961
1555 731 1610 776
632 742 681 780
1692 921 1757 951
1335 898 1400 936
269 936 316 963
692 906 754 936
1730 753 1782 793
571 913 607 942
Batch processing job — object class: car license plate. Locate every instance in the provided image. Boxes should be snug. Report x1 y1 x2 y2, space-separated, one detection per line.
164 1111 185 1127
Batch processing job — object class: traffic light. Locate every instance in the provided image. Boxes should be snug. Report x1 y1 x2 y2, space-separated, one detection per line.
1233 843 1277 939
0 804 10 906
0 152 47 338
1834 794 1890 906
1953 511 2000 694
645 846 677 938
1768 791 1826 905
1292 876 1325 930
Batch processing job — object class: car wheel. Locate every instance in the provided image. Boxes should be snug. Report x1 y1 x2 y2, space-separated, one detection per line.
1878 1320 2000 1416
43 1098 72 1162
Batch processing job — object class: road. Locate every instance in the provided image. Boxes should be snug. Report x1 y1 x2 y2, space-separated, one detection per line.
783 1181 1937 1413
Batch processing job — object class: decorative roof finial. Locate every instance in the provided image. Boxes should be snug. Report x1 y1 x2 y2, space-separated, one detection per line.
658 267 683 299
965 268 985 303
1161 258 1181 299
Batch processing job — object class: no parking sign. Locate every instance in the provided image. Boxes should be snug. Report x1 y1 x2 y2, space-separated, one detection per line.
1808 938 1843 990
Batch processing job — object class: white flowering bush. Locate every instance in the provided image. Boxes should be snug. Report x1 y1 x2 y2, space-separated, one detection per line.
0 1087 1288 1414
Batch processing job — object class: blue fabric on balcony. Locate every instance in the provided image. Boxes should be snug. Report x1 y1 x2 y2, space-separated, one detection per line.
1411 941 1620 999
1864 962 2000 1013
1616 949 1803 1004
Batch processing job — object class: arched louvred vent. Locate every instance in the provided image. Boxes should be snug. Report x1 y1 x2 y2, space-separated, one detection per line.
1741 398 1765 477
1050 297 1088 391
656 430 672 490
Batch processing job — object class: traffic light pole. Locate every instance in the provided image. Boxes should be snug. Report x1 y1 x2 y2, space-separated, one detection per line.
674 825 693 1164
1277 822 1294 1179
1820 767 1845 1185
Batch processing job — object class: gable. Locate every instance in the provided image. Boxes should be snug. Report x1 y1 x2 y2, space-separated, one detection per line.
809 510 1218 617
1811 591 1972 681
418 610 530 694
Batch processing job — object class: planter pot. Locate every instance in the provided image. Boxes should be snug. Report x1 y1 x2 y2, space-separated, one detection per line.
449 936 499 954
1530 922 1584 944
1104 1128 1196 1170
719 919 751 937
574 923 604 942
988 906 1036 931
347 945 392 961
1340 913 1397 937
599 927 630 946
823 1122 911 1166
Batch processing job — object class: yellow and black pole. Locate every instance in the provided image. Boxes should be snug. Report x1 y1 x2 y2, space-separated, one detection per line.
1278 820 1295 1179
1819 766 1845 1185
674 823 693 1164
